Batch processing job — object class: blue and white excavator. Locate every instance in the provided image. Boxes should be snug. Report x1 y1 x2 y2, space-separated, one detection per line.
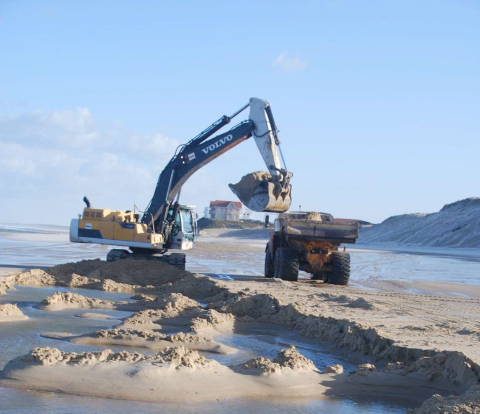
70 98 292 269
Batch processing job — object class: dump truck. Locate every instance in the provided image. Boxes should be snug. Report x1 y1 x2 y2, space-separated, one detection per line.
264 212 359 284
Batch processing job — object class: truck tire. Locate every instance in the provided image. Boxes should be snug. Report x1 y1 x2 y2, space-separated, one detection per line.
274 248 299 281
328 252 350 285
264 244 275 278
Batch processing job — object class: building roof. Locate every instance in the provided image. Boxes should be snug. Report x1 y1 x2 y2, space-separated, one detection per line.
209 200 242 209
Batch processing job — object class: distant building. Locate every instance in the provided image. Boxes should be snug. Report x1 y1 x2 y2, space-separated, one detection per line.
203 207 210 219
242 208 254 221
209 200 242 221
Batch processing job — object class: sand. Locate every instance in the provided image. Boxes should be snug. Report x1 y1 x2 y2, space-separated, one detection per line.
229 171 273 204
0 303 28 322
1 345 458 404
0 346 328 402
38 291 128 311
2 257 480 408
41 328 236 354
0 259 190 295
359 197 480 248
407 385 480 413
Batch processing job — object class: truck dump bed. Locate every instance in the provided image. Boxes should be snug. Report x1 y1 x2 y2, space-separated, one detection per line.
277 212 359 244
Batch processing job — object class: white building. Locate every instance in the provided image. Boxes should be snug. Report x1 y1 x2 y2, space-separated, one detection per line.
209 200 242 221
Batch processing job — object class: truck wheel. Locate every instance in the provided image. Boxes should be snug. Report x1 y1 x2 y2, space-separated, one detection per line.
274 248 299 281
328 252 350 285
264 245 275 278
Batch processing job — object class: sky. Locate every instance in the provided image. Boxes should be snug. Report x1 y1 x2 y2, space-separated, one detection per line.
1 0 479 225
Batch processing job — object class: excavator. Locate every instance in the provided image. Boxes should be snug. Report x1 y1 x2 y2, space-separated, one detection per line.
70 98 293 269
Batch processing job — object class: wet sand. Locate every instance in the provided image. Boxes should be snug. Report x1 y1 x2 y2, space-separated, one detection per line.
1 227 479 412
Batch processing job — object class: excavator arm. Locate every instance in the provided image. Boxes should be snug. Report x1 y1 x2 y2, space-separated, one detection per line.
142 98 292 234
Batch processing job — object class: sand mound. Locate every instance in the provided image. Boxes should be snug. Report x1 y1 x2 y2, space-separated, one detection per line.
7 259 190 293
326 364 344 374
147 293 203 315
43 327 236 354
239 346 316 374
20 346 217 369
93 328 167 341
407 385 480 414
159 273 221 298
39 291 120 311
100 279 137 293
229 171 272 204
120 309 165 329
87 260 187 287
359 197 480 248
345 298 375 310
0 303 28 322
273 346 317 371
384 352 479 386
9 268 56 286
189 309 236 331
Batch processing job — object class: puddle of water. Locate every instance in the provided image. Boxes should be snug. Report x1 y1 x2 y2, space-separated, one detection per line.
0 286 415 413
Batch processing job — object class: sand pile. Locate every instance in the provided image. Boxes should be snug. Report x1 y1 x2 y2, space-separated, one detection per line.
41 322 236 354
118 294 241 335
159 272 221 298
118 293 206 329
240 346 317 375
143 293 204 316
229 171 272 204
1 278 17 294
5 259 191 294
0 346 327 402
86 260 188 287
407 385 480 414
189 309 237 331
358 197 480 248
20 346 217 369
382 352 479 386
38 291 123 311
0 303 28 322
326 364 344 374
120 309 165 329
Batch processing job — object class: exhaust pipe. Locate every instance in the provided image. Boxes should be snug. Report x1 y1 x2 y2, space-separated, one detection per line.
83 196 91 208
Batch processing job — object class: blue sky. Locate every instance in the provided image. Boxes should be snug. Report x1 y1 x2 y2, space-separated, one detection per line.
1 0 479 225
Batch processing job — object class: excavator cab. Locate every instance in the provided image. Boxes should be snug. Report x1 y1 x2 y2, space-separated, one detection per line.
168 205 197 250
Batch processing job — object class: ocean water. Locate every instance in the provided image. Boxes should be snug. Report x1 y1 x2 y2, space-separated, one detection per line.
0 223 465 413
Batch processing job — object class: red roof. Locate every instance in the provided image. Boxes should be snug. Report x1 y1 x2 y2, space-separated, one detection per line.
209 200 242 209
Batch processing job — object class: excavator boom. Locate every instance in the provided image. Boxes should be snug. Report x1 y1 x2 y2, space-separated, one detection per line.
142 98 292 232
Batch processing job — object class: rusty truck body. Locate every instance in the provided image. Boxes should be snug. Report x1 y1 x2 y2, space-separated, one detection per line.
265 212 359 284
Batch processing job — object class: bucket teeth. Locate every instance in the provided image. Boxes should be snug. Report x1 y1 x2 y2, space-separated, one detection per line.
229 173 292 213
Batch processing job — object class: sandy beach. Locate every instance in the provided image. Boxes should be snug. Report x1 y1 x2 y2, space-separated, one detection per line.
1 227 479 413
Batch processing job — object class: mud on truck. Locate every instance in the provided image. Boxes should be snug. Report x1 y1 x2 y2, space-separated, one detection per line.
265 212 359 284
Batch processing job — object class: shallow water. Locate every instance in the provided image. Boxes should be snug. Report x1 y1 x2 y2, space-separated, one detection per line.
0 286 415 413
1 227 479 286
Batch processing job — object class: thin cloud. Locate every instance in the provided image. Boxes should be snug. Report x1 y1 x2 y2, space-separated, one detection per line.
271 51 307 73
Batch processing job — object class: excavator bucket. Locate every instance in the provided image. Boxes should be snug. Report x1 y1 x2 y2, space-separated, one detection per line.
229 171 292 213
